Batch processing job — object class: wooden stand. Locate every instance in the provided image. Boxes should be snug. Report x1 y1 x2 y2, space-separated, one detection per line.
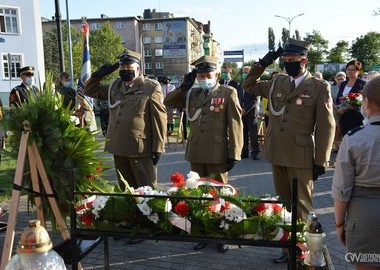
0 122 74 270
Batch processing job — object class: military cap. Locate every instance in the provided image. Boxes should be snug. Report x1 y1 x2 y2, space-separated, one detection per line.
282 38 311 57
191 56 219 73
19 66 35 76
119 49 141 65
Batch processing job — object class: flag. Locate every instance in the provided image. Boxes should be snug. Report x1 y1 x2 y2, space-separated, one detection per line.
77 22 93 109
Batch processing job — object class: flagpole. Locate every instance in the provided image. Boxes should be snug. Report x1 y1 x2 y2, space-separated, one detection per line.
54 0 65 73
65 0 74 84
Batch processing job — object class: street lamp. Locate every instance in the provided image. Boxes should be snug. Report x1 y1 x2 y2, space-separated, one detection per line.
274 13 304 37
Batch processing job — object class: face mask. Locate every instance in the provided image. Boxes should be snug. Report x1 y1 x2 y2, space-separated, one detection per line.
242 73 248 80
119 69 135 82
25 77 34 86
63 81 71 88
221 72 229 80
199 78 215 90
284 61 302 77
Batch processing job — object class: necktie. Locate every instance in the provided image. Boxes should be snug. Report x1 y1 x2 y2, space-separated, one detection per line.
291 80 296 91
166 86 168 96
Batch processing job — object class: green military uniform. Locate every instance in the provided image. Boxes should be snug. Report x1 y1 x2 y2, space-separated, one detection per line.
243 40 335 219
84 50 167 189
164 56 243 183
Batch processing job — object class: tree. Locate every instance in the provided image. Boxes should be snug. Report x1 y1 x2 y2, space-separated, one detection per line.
303 30 329 71
294 30 300 40
350 32 380 70
268 27 275 51
327 40 349 63
281 28 289 47
89 21 124 83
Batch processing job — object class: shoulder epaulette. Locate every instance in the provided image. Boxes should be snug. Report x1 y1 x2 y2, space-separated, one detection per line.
347 125 365 136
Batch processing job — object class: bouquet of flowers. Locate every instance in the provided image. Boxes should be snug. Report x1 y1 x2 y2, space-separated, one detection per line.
76 171 306 241
337 92 363 113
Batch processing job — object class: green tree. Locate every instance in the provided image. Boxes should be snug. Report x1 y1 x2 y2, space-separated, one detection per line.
303 30 329 71
268 27 275 51
89 21 124 83
327 40 349 63
350 32 380 70
281 28 289 47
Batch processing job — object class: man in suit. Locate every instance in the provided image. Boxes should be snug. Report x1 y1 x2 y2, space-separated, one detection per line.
9 66 38 106
240 66 260 160
164 56 243 253
243 38 335 263
84 49 167 190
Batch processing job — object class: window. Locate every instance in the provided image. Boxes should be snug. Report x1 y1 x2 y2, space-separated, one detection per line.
0 8 19 34
91 22 100 30
154 36 163 44
156 62 164 69
142 36 151 44
116 21 123 29
154 23 162 30
155 49 163 57
144 49 152 57
142 23 151 31
145 62 152 70
2 53 21 79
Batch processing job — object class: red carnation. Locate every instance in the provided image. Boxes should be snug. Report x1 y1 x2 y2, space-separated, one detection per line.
174 201 190 217
81 212 94 226
86 174 96 181
96 167 102 173
254 203 266 214
209 188 218 197
272 204 282 214
170 172 185 187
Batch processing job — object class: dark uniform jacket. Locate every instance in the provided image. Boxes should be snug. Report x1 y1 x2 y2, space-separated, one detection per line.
84 75 167 157
164 83 243 164
59 86 76 110
9 83 38 106
243 66 335 168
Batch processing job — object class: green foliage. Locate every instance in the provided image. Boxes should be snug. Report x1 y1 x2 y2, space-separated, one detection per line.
304 30 329 71
350 32 380 70
3 84 113 227
268 27 275 51
327 40 349 63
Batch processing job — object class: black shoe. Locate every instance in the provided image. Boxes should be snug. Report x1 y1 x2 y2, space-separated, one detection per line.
241 154 249 159
252 154 259 160
193 242 207 250
217 244 229 253
272 253 288 263
127 238 145 244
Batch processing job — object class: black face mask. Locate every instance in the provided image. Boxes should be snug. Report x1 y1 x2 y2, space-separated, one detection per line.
283 61 302 77
119 70 135 82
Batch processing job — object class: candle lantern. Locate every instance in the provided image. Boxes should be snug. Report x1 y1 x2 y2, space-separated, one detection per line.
304 216 326 267
5 219 66 270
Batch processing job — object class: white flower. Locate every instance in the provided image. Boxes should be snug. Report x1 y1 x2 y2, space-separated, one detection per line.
220 187 233 196
186 178 199 189
165 199 172 212
224 204 247 223
92 196 108 218
187 171 200 181
137 202 152 216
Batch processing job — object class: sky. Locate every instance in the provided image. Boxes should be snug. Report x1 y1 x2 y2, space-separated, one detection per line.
40 0 380 61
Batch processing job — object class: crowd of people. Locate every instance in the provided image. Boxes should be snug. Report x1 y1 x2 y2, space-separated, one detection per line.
4 38 380 268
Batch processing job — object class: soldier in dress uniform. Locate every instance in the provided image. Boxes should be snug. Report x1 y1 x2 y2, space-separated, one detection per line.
243 39 335 263
9 66 38 106
84 49 167 190
164 55 243 253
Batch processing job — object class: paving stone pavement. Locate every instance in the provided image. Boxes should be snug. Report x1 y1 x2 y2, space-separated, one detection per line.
0 141 354 270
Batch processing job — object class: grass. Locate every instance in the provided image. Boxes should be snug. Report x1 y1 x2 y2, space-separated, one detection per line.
0 152 16 203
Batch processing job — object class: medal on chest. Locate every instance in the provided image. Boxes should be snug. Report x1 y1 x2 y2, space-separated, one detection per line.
210 97 225 112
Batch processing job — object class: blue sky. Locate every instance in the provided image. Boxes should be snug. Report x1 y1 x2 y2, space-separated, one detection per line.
40 0 380 61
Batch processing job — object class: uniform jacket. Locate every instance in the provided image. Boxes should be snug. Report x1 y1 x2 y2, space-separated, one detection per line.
84 75 167 157
220 79 258 117
9 83 38 106
243 66 335 168
164 83 243 163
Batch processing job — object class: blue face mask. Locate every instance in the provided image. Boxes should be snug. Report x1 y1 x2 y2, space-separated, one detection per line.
198 79 215 90
242 73 248 80
25 77 34 86
63 81 71 88
221 72 229 80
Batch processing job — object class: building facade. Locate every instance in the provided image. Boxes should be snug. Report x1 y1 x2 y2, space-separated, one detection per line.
0 0 45 106
41 9 218 85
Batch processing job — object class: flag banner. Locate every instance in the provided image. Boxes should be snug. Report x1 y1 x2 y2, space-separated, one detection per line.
77 22 93 108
